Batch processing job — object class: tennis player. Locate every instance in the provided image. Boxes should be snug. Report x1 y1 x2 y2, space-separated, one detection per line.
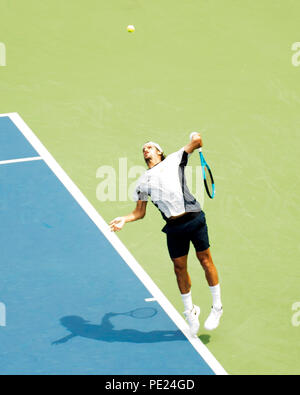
109 134 223 336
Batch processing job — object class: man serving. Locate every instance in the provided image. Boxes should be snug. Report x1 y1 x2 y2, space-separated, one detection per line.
109 133 223 336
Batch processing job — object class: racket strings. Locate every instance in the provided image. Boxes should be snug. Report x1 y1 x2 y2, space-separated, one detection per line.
204 166 214 198
199 151 215 199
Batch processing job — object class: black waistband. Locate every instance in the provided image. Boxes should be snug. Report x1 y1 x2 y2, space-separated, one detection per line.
165 211 201 226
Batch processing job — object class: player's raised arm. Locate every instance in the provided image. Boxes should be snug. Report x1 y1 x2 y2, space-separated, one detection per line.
184 132 203 154
109 200 148 232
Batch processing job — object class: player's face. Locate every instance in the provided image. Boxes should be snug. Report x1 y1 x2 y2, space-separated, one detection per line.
142 143 160 161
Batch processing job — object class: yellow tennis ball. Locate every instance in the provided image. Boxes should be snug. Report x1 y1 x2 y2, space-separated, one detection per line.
127 25 135 33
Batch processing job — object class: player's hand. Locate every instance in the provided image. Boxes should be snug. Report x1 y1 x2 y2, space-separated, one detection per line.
109 217 126 232
189 132 202 147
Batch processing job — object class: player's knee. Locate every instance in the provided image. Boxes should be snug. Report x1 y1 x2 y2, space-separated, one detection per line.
199 254 212 270
173 263 187 277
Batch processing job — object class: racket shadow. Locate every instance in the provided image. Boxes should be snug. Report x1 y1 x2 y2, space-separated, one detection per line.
52 311 187 345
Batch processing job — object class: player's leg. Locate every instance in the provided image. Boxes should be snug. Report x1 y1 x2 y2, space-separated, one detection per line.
171 254 191 294
189 211 223 330
166 231 191 295
196 248 223 330
196 248 219 287
166 233 200 336
171 254 200 337
189 214 220 293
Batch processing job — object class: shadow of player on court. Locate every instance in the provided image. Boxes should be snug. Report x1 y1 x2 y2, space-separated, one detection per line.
52 311 187 345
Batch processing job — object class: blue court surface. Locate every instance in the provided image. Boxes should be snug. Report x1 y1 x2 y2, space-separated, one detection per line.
0 114 226 375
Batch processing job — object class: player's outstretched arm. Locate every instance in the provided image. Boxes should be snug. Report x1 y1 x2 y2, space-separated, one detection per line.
184 132 203 154
109 200 147 232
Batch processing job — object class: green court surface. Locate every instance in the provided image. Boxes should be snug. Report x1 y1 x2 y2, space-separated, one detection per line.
1 0 300 375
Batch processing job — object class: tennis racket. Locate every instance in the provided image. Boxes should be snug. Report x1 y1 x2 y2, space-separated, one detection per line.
190 132 216 199
116 307 157 319
198 147 215 199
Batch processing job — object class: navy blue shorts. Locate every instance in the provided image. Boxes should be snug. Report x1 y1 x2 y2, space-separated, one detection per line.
162 211 210 259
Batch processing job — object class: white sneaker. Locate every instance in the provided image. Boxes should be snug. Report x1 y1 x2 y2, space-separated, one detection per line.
183 305 200 337
204 306 223 331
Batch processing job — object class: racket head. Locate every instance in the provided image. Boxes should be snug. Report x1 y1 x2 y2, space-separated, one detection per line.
203 165 215 199
129 307 158 319
199 151 215 199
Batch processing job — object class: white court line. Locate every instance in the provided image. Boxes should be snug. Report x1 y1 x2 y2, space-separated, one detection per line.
145 298 157 302
0 113 15 118
0 157 42 166
2 112 228 375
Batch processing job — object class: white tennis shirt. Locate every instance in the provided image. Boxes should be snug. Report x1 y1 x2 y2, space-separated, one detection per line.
133 147 201 220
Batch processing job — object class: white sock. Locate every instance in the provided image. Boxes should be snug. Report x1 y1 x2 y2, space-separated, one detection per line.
209 284 222 310
181 291 193 312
